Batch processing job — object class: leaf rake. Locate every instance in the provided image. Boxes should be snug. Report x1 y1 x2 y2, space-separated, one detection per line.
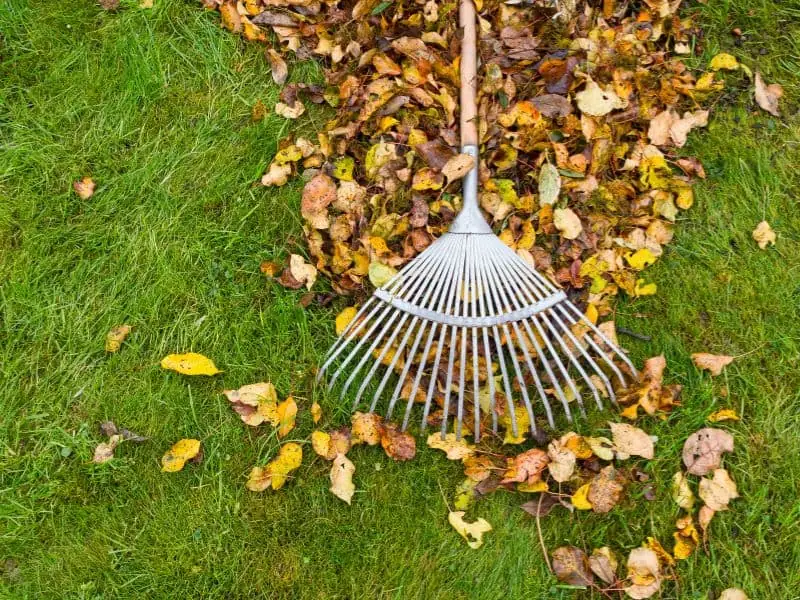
318 0 638 440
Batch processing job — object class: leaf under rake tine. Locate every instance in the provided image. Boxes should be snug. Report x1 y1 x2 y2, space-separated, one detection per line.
318 296 379 379
352 311 411 409
467 237 482 440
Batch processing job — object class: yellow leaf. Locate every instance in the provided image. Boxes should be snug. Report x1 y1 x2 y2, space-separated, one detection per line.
368 262 397 288
411 167 444 191
426 433 476 460
633 279 657 297
454 479 478 510
351 412 384 446
448 511 492 549
673 516 699 560
671 471 695 511
335 306 358 335
274 145 303 165
501 405 530 444
708 408 740 422
160 352 221 376
752 221 776 249
246 442 303 491
571 483 593 510
223 382 279 426
625 249 657 271
73 176 96 200
105 324 132 353
329 453 355 504
517 479 549 493
710 52 739 71
333 156 355 181
161 439 201 472
311 431 332 458
277 396 297 438
311 401 322 424
585 304 599 325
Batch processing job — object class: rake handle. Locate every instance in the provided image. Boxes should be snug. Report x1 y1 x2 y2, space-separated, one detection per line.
459 0 478 147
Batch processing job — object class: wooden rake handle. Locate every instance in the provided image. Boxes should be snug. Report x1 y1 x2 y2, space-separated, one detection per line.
459 0 478 147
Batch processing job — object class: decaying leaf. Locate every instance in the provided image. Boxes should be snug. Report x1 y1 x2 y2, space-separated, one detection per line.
538 162 561 207
589 547 618 584
698 468 738 511
93 434 122 464
576 78 627 116
246 442 302 491
587 465 625 514
105 325 132 353
718 589 750 600
381 424 416 461
673 515 699 560
311 429 350 460
752 221 776 249
161 439 201 473
754 72 782 117
624 547 662 599
682 427 734 476
275 100 305 119
709 53 739 71
73 177 96 200
441 153 474 182
277 396 298 438
691 353 734 376
501 448 549 485
351 411 384 446
448 511 492 549
551 546 593 587
546 439 576 482
329 453 355 504
161 353 221 376
609 422 654 459
671 471 695 510
223 382 279 427
426 433 475 460
266 49 288 85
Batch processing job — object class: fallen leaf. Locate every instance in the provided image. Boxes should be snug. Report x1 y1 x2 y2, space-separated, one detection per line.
287 254 317 290
520 493 569 518
266 49 288 85
93 434 122 464
426 433 475 460
576 78 627 116
624 547 661 599
609 422 654 459
682 427 735 476
698 504 715 538
161 353 221 376
275 100 305 119
538 162 561 206
351 411 384 445
672 515 699 560
546 439 576 482
752 221 776 249
589 547 618 584
671 471 695 510
501 448 549 485
441 153 474 182
301 173 336 228
710 52 739 71
105 325 132 353
161 438 201 473
246 442 303 491
311 401 322 424
754 72 782 116
329 453 355 504
277 396 298 438
718 589 749 600
335 306 358 335
261 162 291 186
708 408 740 422
73 177 96 199
698 468 739 511
551 546 594 586
226 382 276 420
571 483 593 510
553 208 582 239
448 511 492 549
368 262 397 287
587 465 625 513
692 353 734 376
381 424 416 461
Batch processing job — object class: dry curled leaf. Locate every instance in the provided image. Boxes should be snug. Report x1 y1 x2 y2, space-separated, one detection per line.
589 547 619 584
441 153 474 182
276 396 298 438
426 433 475 460
692 352 734 376
551 546 593 587
329 453 355 504
754 72 782 116
624 547 661 599
609 422 654 460
698 468 739 511
752 221 776 249
93 434 122 464
448 511 492 549
73 177 96 200
311 401 322 424
380 424 416 461
351 411 384 445
161 439 201 473
266 48 288 85
708 408 740 422
546 439 576 482
553 208 582 240
682 427 734 476
223 382 279 427
105 325 132 353
246 442 302 491
671 471 695 510
161 353 221 376
587 465 625 514
501 448 549 485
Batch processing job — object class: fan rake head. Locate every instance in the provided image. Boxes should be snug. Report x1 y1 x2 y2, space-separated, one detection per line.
317 230 638 441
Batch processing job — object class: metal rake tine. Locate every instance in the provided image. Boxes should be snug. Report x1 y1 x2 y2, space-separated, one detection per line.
351 312 411 409
467 237 482 441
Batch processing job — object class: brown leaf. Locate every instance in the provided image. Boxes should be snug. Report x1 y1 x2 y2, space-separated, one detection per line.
551 546 593 587
691 353 734 376
105 324 132 353
589 547 619 584
414 139 455 170
609 422 654 459
380 424 416 461
266 49 288 85
441 153 474 183
587 465 625 513
351 411 384 446
624 547 661 599
93 434 121 464
501 448 549 485
301 173 336 228
531 94 573 118
682 427 734 476
754 72 782 117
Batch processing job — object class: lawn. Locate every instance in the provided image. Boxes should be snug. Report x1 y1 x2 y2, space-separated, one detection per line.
1 0 799 598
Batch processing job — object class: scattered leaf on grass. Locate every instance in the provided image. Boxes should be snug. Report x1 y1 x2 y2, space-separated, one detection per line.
572 483 593 510
719 589 750 600
752 221 776 249
246 442 302 491
671 471 695 510
624 547 662 599
73 177 96 199
551 546 593 587
698 468 739 511
683 428 734 476
266 49 288 85
426 433 475 460
223 382 279 427
708 408 740 422
520 493 570 518
351 411 384 445
589 547 618 584
546 439 576 482
275 100 305 119
161 439 202 473
329 453 355 504
709 53 739 71
448 511 492 549
93 434 122 464
609 422 654 459
673 515 699 560
277 396 298 438
691 353 734 376
105 325 132 353
501 448 549 485
311 402 322 424
754 72 782 116
380 424 416 461
335 306 358 335
587 465 625 513
161 353 221 376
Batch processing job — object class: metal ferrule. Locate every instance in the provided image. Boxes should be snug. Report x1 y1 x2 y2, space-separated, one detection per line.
448 144 493 234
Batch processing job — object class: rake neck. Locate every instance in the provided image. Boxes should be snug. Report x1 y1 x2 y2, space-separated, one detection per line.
450 0 492 235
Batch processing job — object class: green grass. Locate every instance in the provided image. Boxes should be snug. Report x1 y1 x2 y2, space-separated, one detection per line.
1 0 799 597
